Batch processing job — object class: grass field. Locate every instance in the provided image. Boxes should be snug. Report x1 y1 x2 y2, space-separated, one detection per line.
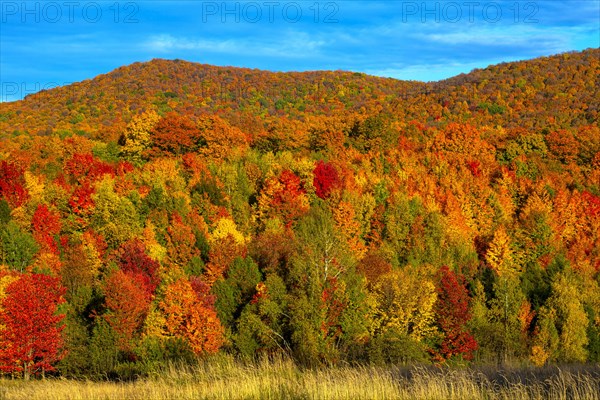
1 357 598 400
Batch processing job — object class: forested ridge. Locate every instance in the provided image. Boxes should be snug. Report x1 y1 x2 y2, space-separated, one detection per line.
0 48 599 379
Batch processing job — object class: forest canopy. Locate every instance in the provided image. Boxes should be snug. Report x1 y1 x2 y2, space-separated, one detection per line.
0 49 599 379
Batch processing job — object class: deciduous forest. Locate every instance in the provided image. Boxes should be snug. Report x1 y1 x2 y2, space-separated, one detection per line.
0 49 599 390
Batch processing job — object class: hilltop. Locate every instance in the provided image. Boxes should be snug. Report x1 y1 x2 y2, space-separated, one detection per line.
1 48 598 138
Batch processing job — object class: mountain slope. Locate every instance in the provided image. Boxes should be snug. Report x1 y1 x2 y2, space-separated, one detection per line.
1 48 598 139
0 59 422 137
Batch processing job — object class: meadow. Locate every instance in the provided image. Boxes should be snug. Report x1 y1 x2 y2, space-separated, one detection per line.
1 357 598 400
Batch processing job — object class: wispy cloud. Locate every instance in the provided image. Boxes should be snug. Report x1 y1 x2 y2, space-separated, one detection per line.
145 32 329 59
146 35 239 53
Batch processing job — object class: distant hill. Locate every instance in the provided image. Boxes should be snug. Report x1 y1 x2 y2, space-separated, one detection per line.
1 48 597 138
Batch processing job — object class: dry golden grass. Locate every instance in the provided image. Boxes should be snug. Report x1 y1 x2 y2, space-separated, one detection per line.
0 357 598 400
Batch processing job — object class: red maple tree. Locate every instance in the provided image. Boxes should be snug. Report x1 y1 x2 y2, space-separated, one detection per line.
433 266 478 362
261 169 309 227
313 160 341 199
31 204 62 254
115 239 160 296
0 161 29 207
0 273 66 379
63 153 114 184
68 182 95 215
103 270 152 351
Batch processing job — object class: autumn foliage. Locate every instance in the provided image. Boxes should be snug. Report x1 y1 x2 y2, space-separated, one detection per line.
160 278 224 355
0 274 65 379
149 112 202 156
433 266 478 362
0 50 599 377
103 270 152 350
0 161 28 207
313 160 341 199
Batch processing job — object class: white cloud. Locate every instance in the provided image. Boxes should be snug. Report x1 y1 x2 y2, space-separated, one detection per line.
145 34 238 53
144 32 329 58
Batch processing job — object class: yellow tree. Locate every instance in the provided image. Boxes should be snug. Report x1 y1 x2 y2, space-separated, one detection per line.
370 268 437 342
486 227 522 278
333 200 366 259
486 226 526 363
119 110 160 162
91 177 141 249
0 265 18 331
544 271 589 362
530 306 559 366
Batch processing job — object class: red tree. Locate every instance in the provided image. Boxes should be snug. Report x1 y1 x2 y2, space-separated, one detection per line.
103 270 152 351
31 204 61 254
466 160 482 178
190 276 217 310
258 169 309 227
433 266 478 362
68 182 95 215
0 273 66 379
149 112 202 156
313 160 341 199
115 239 160 295
582 191 600 218
0 161 28 207
63 153 114 184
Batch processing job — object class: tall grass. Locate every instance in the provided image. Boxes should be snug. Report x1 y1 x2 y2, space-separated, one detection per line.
1 356 598 400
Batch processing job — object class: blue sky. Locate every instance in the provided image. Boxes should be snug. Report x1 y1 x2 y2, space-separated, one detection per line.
1 0 599 102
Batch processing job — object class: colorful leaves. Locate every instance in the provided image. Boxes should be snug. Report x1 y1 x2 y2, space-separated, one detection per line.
313 160 341 199
0 273 66 379
64 153 115 185
257 170 309 228
0 161 28 208
149 112 202 156
115 239 160 295
103 270 152 351
119 110 161 161
31 204 61 253
370 269 437 342
160 278 224 355
433 266 478 362
1 50 600 373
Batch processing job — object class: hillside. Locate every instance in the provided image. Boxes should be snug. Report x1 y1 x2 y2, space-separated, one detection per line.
1 49 598 138
0 49 599 379
0 59 422 137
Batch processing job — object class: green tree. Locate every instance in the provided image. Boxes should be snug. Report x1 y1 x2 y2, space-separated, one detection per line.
234 273 291 358
487 276 527 364
213 256 262 331
287 205 369 365
0 221 39 272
